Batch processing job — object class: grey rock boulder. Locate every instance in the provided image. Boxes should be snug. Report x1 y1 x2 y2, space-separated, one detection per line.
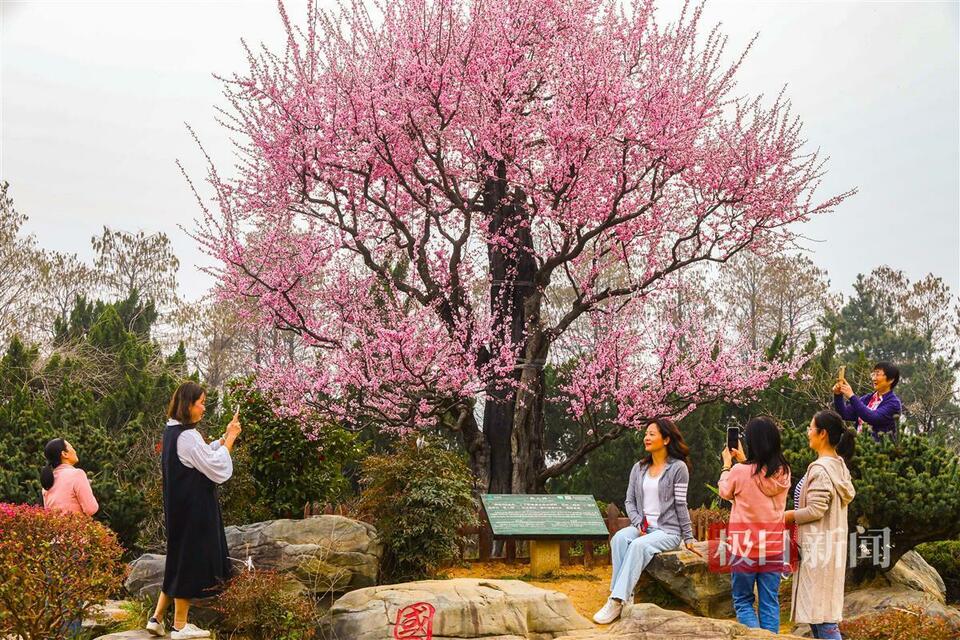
325 578 594 640
881 549 947 603
556 603 807 639
126 516 382 600
641 541 734 617
94 632 156 640
225 516 381 592
642 541 948 620
126 554 166 602
81 599 130 636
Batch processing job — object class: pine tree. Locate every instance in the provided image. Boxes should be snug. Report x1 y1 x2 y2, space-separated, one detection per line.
0 292 184 551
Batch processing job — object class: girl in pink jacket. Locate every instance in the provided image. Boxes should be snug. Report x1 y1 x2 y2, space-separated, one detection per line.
40 438 99 516
718 416 791 633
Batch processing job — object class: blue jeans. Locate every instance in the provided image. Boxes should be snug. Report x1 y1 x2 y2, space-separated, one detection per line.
730 569 781 633
609 527 682 602
63 619 83 638
810 622 842 639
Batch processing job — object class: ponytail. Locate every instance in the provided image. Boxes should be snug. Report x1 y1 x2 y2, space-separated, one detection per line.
40 438 67 490
813 410 856 463
836 427 856 463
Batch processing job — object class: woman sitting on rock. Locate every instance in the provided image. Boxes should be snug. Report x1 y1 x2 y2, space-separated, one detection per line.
147 381 241 640
593 418 698 624
784 410 856 640
718 416 791 633
41 438 99 516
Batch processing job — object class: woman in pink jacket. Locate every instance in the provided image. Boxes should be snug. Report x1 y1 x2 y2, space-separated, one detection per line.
40 438 99 516
718 416 791 633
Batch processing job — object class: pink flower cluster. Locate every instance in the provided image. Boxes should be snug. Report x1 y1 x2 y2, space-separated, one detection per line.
556 287 804 429
192 0 850 433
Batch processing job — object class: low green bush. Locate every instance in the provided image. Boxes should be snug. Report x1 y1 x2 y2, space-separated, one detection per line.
219 377 363 525
0 503 127 640
213 569 317 640
916 540 960 603
357 436 477 582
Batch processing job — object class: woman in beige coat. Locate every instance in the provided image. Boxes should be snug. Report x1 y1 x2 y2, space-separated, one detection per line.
784 410 856 640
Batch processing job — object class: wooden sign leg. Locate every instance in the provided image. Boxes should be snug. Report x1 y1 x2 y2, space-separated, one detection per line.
529 540 560 577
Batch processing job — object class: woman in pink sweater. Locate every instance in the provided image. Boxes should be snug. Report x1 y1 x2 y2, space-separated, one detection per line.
718 416 791 633
40 438 99 516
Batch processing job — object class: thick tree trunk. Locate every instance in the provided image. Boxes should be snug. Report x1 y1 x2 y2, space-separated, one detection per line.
483 389 515 493
479 358 548 495
511 332 548 494
479 166 547 495
458 405 490 494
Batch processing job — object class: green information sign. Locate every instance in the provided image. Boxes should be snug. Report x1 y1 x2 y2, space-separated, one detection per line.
480 494 610 540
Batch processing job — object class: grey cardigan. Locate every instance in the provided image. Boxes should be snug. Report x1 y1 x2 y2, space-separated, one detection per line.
624 457 695 543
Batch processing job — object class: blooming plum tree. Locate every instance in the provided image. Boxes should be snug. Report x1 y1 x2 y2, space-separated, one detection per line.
195 0 853 493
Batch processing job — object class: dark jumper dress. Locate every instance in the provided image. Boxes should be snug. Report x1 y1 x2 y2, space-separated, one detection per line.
161 423 231 598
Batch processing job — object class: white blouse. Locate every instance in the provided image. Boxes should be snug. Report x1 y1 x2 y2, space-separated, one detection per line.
642 470 662 528
167 420 233 484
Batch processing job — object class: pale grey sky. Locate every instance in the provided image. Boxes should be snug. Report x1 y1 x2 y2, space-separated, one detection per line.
2 0 958 300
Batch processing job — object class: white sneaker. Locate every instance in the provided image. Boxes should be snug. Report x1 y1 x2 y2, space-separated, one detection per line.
170 623 211 639
593 597 623 624
145 617 165 636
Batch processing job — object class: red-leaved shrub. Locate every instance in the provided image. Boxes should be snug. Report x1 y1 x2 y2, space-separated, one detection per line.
0 503 126 640
213 569 317 640
839 605 960 640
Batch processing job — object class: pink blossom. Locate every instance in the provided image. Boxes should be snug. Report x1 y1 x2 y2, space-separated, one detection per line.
192 0 850 444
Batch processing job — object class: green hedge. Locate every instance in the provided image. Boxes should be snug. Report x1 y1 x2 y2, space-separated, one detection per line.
357 436 477 582
916 540 960 603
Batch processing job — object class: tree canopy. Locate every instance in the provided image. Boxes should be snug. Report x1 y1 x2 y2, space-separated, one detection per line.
199 0 851 491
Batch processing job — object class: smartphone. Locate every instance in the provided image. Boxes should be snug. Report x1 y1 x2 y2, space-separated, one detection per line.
726 425 740 451
838 365 846 383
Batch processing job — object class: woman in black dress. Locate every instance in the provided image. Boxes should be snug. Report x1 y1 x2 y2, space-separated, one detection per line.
146 381 241 640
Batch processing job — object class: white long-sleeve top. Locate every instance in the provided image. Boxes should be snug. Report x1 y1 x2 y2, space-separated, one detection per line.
641 470 662 528
167 420 233 484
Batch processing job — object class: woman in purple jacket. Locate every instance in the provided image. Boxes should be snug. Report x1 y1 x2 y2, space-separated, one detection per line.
833 361 901 441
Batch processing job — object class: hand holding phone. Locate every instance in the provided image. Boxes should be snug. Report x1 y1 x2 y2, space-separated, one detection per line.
226 408 242 441
726 425 740 451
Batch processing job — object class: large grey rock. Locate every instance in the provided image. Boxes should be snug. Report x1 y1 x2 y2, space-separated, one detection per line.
126 554 166 601
325 578 594 640
126 516 382 600
642 542 948 619
555 603 807 639
881 549 947 603
642 541 734 617
95 632 156 640
225 516 381 591
81 600 129 636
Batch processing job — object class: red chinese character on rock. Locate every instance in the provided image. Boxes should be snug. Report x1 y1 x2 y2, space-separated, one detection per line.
393 602 435 639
